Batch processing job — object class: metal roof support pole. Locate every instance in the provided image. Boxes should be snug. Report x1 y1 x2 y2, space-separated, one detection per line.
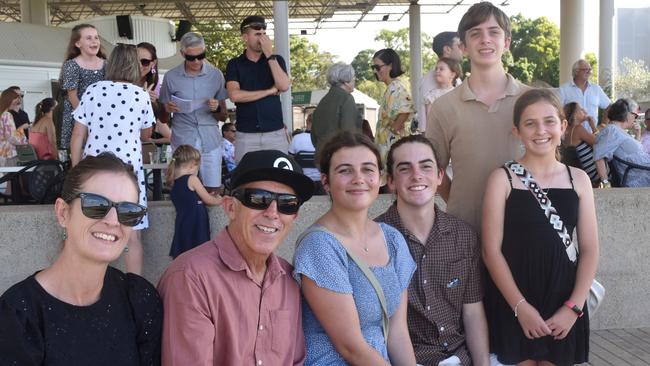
273 0 293 131
599 0 615 97
559 0 585 84
20 0 50 25
408 1 422 128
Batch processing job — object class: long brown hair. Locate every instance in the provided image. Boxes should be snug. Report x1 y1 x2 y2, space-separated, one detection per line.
64 24 107 61
0 89 19 114
137 42 159 87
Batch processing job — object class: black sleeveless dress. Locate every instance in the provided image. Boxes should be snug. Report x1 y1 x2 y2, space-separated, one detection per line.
485 166 589 366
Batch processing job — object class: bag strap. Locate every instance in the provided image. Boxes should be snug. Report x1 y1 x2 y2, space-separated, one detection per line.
296 224 390 343
505 160 578 264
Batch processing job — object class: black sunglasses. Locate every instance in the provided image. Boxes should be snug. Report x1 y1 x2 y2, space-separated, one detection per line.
140 58 153 67
371 64 386 71
231 188 301 215
184 52 206 62
71 192 146 227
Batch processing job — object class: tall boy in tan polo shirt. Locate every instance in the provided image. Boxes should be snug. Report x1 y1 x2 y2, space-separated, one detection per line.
426 2 530 232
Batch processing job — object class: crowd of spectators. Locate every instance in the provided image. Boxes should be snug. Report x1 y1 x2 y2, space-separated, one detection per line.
1 2 650 366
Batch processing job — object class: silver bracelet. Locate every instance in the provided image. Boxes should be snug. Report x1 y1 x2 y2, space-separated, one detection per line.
514 298 526 317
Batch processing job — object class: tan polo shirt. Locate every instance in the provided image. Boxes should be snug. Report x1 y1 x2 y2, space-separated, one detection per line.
426 74 530 232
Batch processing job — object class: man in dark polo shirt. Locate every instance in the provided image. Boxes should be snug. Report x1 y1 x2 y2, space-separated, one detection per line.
226 16 291 162
376 135 489 366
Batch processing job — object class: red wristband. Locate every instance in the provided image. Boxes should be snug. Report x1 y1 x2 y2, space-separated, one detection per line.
564 300 584 317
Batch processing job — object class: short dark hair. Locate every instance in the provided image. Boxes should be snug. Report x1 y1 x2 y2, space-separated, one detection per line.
221 122 235 135
61 152 139 203
386 135 441 177
457 2 511 45
432 31 458 58
607 98 636 122
318 131 383 176
373 48 404 78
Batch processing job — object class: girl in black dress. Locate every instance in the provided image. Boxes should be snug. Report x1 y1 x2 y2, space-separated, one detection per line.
482 89 599 366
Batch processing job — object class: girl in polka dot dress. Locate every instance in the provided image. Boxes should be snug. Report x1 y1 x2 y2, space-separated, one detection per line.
70 44 155 275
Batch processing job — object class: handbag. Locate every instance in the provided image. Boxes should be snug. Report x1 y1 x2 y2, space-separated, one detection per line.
505 161 604 317
296 224 390 343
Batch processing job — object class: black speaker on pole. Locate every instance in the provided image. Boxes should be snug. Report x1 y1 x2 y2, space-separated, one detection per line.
175 20 192 41
116 15 133 39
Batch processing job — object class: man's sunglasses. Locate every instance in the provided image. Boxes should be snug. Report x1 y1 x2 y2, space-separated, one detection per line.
184 52 206 62
231 188 301 215
140 58 153 67
71 192 147 227
243 22 267 31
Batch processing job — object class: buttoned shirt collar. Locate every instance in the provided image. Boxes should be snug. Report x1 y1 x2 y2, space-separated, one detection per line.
460 73 520 102
383 202 452 244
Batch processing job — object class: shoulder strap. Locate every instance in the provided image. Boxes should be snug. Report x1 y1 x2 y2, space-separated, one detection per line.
504 161 578 264
295 224 390 344
501 166 513 188
565 164 575 190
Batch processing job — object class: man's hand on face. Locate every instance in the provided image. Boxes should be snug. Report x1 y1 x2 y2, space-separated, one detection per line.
259 34 274 58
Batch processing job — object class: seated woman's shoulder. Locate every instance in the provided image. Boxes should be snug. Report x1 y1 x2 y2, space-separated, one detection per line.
0 274 40 308
106 267 162 304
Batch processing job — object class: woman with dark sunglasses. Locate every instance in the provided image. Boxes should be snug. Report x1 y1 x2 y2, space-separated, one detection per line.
293 132 417 365
0 153 162 365
70 43 155 275
137 42 170 146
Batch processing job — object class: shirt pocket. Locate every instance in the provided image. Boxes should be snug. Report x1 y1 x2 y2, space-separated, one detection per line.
442 260 469 310
271 309 292 354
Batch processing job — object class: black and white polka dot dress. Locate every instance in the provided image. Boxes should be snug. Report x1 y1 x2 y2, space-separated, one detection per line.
73 80 155 230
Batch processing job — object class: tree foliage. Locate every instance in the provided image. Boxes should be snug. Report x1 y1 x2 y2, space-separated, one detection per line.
508 14 560 86
289 36 335 91
615 58 650 101
351 49 376 83
197 23 334 92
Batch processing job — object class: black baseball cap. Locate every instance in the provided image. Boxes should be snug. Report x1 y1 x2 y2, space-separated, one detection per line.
229 150 314 203
240 16 267 33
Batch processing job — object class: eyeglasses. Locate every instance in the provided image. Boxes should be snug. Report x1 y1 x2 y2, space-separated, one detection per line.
71 192 147 227
578 68 592 72
371 64 387 71
184 52 206 62
631 112 639 119
243 22 267 31
231 188 301 215
140 58 153 67
226 129 236 133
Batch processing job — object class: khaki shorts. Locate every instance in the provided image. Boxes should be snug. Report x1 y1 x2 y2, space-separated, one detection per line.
235 129 289 163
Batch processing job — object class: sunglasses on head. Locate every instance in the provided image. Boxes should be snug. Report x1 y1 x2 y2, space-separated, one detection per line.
71 192 146 227
140 58 153 67
231 188 301 215
243 22 267 31
184 52 206 62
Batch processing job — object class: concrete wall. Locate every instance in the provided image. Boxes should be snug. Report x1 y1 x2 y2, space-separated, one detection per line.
1 189 649 330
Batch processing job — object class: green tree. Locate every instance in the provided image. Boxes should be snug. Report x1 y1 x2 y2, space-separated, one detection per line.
356 79 385 103
351 49 376 83
615 58 650 101
584 52 599 84
508 14 560 86
289 36 335 91
196 22 243 71
374 28 436 77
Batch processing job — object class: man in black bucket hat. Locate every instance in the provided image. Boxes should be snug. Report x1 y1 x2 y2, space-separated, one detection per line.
158 150 313 365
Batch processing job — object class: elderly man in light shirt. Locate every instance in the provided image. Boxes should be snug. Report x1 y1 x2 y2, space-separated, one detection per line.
158 150 314 366
559 59 611 132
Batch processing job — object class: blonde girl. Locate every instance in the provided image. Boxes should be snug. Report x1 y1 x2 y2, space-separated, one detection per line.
166 145 222 258
482 89 598 366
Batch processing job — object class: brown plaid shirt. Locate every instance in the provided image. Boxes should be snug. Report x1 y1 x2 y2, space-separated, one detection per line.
376 203 483 366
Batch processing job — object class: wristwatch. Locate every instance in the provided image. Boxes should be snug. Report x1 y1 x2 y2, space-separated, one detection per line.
564 300 584 317
600 179 611 188
267 54 278 61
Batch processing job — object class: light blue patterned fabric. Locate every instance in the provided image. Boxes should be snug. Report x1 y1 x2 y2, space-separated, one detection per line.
293 223 416 365
594 124 650 187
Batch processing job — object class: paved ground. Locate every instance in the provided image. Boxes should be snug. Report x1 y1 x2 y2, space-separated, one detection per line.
581 328 650 365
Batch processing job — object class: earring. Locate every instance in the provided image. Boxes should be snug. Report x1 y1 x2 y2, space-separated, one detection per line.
62 229 68 241
151 68 156 74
